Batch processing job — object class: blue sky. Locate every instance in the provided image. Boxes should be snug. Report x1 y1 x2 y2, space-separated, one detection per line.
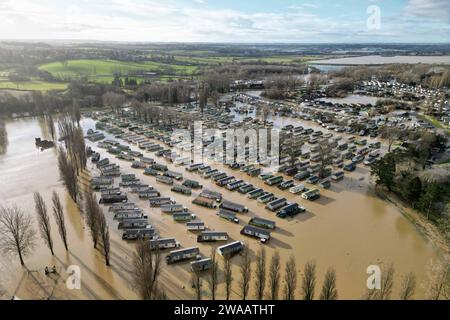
0 0 449 43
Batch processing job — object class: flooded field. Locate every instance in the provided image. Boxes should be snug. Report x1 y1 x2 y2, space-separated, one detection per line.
319 95 381 106
310 55 450 66
0 116 444 300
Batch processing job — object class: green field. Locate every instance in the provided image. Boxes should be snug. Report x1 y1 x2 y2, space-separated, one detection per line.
39 59 198 83
0 80 68 91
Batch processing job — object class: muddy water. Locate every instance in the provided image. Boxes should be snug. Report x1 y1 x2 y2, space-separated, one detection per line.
0 118 142 300
0 116 442 300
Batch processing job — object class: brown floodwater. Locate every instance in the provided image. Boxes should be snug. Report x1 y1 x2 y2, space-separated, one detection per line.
0 116 444 300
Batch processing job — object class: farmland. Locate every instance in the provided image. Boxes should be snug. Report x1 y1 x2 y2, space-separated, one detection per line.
0 79 68 91
39 59 199 83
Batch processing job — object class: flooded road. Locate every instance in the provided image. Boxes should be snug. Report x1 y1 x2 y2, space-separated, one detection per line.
0 116 443 300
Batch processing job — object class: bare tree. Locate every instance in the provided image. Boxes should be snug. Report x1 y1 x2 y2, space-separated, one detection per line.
223 255 233 300
301 261 316 300
381 127 402 152
102 92 126 114
97 210 110 266
46 113 56 141
239 247 252 300
268 251 281 300
72 100 81 126
131 240 162 300
57 146 79 203
0 120 8 155
426 259 450 300
317 140 333 178
208 249 219 300
378 264 395 300
52 191 68 251
0 205 37 266
33 192 54 255
84 191 100 248
254 247 267 300
399 272 416 300
191 270 203 300
319 268 338 300
283 255 297 300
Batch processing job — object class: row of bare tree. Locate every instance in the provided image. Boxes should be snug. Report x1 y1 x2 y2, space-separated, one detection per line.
84 191 110 266
191 248 337 300
56 114 87 204
0 192 67 266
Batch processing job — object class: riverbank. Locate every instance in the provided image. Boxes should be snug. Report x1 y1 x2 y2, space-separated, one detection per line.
375 186 449 258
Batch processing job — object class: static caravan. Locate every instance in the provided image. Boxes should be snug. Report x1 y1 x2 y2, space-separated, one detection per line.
121 174 137 182
114 211 146 220
151 163 168 172
197 231 229 243
249 217 276 230
220 201 248 213
101 188 121 195
122 228 156 240
240 225 271 243
217 209 240 223
99 194 128 204
247 188 265 199
161 204 187 213
226 179 246 191
265 176 283 186
149 197 174 207
216 176 235 187
166 247 200 264
144 168 159 176
156 176 174 185
217 241 244 257
164 170 183 181
265 198 287 212
186 163 204 172
173 212 196 222
331 171 345 181
190 258 213 272
149 238 180 251
276 203 306 218
192 196 217 209
301 189 320 201
108 203 138 212
118 219 149 229
186 221 206 231
238 184 255 194
138 190 160 199
257 193 276 204
141 157 155 164
131 161 147 169
183 179 203 189
200 190 222 202
171 184 192 196
203 169 220 179
247 168 262 177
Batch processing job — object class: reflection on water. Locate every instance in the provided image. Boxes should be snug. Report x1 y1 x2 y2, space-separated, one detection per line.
0 117 443 300
0 120 8 156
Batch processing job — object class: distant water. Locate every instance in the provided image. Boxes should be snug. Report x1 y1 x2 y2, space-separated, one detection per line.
310 55 450 66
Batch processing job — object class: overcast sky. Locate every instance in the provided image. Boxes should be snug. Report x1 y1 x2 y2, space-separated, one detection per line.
0 0 449 43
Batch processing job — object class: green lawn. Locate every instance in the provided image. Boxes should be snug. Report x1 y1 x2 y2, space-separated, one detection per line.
39 59 198 83
0 80 68 91
419 115 450 135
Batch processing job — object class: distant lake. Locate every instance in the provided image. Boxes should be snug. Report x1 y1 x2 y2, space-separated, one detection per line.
310 55 450 66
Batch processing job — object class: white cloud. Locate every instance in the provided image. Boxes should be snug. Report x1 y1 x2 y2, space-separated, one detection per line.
404 0 450 20
0 0 447 42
